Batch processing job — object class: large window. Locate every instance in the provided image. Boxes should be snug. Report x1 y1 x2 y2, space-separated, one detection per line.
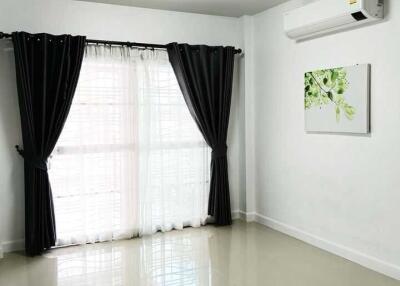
49 46 210 246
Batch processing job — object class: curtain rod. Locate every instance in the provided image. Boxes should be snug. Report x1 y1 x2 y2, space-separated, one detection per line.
0 32 242 54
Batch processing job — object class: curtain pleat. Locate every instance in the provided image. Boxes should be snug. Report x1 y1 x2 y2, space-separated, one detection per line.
12 32 85 255
167 43 235 225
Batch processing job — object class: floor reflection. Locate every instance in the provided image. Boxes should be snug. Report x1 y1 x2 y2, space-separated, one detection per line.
51 228 214 286
55 248 123 285
2 222 398 286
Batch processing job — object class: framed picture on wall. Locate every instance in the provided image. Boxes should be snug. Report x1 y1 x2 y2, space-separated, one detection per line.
304 64 370 134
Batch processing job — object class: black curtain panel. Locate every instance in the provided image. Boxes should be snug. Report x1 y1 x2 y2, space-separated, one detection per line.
167 43 235 225
12 32 86 255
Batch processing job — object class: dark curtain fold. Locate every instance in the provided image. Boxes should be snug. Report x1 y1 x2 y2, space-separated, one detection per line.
166 43 235 225
12 32 86 255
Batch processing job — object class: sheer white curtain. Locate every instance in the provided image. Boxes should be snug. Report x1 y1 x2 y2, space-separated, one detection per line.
49 45 210 246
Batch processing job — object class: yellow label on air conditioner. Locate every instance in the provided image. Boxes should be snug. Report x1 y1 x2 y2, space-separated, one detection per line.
349 0 357 4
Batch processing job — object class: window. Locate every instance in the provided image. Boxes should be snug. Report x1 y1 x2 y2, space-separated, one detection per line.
49 46 210 246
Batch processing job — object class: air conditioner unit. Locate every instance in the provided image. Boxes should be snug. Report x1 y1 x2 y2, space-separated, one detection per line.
284 0 384 40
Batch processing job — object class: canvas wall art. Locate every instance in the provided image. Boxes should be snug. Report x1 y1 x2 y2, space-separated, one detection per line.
304 64 370 134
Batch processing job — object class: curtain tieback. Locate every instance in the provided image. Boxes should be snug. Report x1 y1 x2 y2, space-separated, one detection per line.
15 145 48 171
212 144 227 159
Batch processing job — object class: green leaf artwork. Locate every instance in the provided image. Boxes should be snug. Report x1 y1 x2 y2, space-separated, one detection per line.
304 68 356 122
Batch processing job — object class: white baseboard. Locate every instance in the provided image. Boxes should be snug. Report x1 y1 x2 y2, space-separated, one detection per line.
254 213 400 281
245 212 256 222
2 239 24 253
232 210 256 221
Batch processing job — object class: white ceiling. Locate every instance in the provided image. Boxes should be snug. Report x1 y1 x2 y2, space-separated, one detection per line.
77 0 290 17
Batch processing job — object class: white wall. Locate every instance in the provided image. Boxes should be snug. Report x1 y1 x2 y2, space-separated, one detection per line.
249 0 400 279
0 0 245 251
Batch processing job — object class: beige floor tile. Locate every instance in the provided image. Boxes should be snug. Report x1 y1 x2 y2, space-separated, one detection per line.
0 221 398 286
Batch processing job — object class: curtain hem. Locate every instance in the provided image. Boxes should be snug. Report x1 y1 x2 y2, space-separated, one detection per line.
55 216 210 248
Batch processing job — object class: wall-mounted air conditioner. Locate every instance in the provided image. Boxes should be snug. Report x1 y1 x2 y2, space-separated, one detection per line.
284 0 384 41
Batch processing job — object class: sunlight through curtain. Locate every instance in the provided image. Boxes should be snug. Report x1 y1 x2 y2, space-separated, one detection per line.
49 45 210 246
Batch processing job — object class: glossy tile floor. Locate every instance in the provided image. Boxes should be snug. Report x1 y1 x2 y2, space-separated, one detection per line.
0 221 399 286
